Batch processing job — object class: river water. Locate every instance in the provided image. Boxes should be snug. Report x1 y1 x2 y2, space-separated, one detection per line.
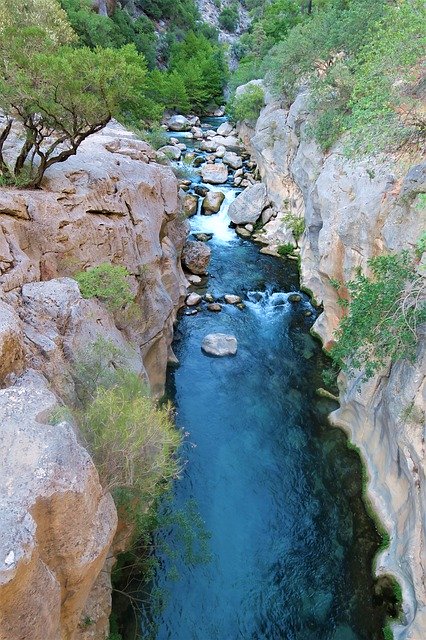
135 119 389 640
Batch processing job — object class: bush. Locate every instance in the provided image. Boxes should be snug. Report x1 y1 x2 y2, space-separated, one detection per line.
219 4 239 32
75 263 135 311
78 369 181 495
230 84 264 122
282 212 305 242
277 243 294 256
329 247 426 380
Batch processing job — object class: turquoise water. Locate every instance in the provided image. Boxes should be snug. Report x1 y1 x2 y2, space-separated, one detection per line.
132 125 389 640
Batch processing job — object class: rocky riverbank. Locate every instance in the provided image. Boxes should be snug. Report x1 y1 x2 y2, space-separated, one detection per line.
235 82 425 640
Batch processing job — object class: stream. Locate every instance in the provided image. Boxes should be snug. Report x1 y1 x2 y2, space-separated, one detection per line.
134 118 390 640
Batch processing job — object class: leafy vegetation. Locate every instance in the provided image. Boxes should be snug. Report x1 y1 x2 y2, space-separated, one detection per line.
230 0 425 155
219 4 240 32
277 243 295 256
229 84 264 122
75 263 135 311
327 246 426 381
282 212 305 243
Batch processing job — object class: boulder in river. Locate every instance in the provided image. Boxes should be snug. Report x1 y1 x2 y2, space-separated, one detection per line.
202 191 225 214
217 122 234 137
207 303 222 312
211 135 241 150
182 194 198 217
168 115 191 131
194 185 209 197
194 232 213 242
158 145 182 160
186 274 202 284
223 151 243 170
215 145 226 159
201 163 228 185
224 294 242 304
186 292 202 306
228 183 269 225
182 240 211 275
201 333 238 356
200 140 218 153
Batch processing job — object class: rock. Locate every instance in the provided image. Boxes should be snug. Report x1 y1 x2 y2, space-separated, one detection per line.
223 151 243 170
186 274 202 285
194 233 213 242
236 303 245 310
235 226 251 238
200 140 218 153
240 179 250 187
234 168 244 178
211 135 241 151
245 224 254 232
224 294 242 304
228 183 269 225
182 194 198 217
184 309 198 316
0 192 30 220
316 387 339 402
217 122 234 137
213 106 226 117
0 300 25 382
157 145 181 160
215 145 226 159
204 293 215 303
177 143 187 151
193 156 205 167
261 206 274 225
191 126 203 139
201 163 228 185
202 191 225 214
182 240 211 275
399 163 426 202
288 293 302 303
194 185 209 197
168 115 190 131
234 177 242 187
186 292 202 306
201 333 237 356
207 303 222 312
169 137 179 145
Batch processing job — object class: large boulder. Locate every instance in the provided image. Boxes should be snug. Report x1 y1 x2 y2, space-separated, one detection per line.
217 122 234 137
157 145 181 160
201 333 238 356
182 240 211 275
167 115 191 132
211 135 241 150
202 191 225 214
182 193 198 217
201 163 229 185
223 151 243 170
228 183 269 225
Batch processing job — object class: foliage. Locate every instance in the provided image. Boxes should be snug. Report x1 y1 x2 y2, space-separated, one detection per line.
219 4 239 32
229 84 264 122
0 0 76 44
328 249 426 380
138 125 169 150
282 212 305 242
75 263 135 311
277 243 295 256
78 369 181 495
0 24 147 187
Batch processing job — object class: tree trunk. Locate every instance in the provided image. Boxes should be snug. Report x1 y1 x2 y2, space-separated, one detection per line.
0 120 12 180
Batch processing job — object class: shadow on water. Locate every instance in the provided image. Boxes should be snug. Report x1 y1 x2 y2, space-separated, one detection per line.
114 123 395 640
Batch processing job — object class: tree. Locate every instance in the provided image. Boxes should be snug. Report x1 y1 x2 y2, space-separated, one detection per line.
0 0 76 44
0 27 147 187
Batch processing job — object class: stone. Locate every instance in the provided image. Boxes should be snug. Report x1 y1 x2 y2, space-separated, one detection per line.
182 240 211 275
215 145 226 159
213 106 226 117
194 233 213 242
399 163 426 202
235 226 251 238
202 191 225 214
228 183 269 225
169 137 179 145
193 156 205 167
207 303 222 312
0 300 25 382
157 145 181 160
187 115 201 127
186 292 202 306
194 185 209 197
217 122 234 137
201 163 229 185
204 293 215 303
182 194 198 217
0 192 30 220
191 126 203 139
211 135 242 150
167 115 190 131
236 303 245 310
186 274 202 285
288 293 302 303
200 140 218 153
245 224 254 232
234 168 244 178
224 294 242 304
223 151 243 170
261 206 274 225
201 333 237 356
177 143 187 151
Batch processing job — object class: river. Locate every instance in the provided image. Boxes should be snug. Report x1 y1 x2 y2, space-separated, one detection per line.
134 118 390 640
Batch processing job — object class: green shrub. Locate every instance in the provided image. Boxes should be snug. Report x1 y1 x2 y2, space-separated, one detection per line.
138 125 169 150
219 4 239 32
74 263 135 311
282 212 305 242
329 248 426 380
277 243 294 256
230 84 264 122
78 369 181 496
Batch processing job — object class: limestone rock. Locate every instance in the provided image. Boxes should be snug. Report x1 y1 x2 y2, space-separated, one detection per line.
207 303 222 312
217 122 234 137
0 192 30 220
223 151 243 170
0 300 25 382
167 115 190 131
186 292 202 306
158 145 181 160
182 240 211 275
224 294 242 304
201 333 237 356
202 191 225 214
228 183 268 225
201 163 229 185
182 193 198 217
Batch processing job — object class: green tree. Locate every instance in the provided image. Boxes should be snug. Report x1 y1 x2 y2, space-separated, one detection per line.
0 0 76 44
0 27 147 187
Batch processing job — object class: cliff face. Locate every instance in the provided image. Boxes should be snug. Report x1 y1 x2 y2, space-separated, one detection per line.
0 122 188 639
238 90 426 639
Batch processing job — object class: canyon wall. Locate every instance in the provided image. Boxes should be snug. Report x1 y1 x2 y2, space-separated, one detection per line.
0 122 188 639
238 87 426 639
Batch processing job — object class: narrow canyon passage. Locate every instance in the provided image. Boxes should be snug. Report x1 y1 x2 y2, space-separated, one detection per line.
137 120 388 640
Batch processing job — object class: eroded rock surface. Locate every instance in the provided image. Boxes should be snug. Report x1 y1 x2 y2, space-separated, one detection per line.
238 85 426 639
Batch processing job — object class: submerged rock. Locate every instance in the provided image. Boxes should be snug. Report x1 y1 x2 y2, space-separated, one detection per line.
182 194 198 217
182 240 211 275
224 294 242 304
194 233 213 242
207 303 222 312
201 333 238 356
202 191 225 214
